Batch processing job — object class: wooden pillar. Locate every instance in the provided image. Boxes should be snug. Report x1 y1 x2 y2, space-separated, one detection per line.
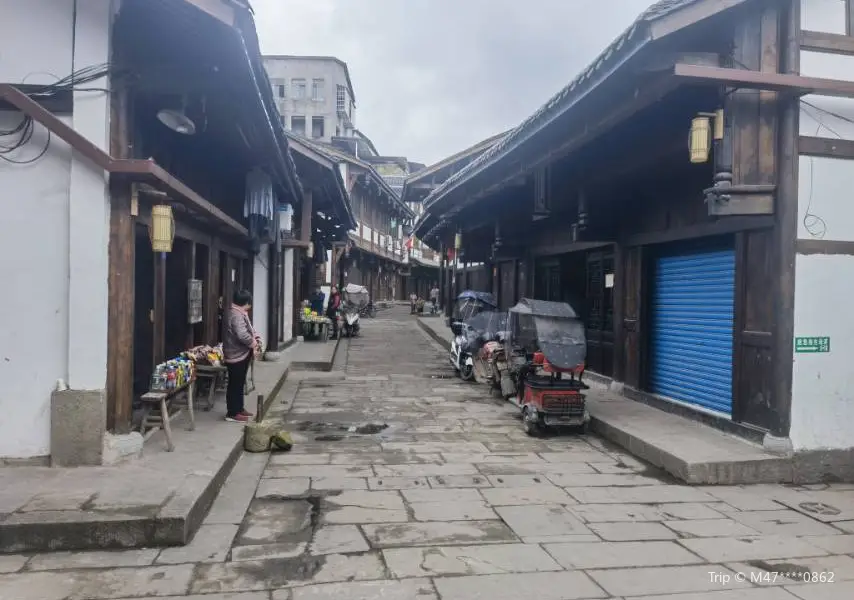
106 78 134 433
771 0 800 438
612 243 626 382
185 241 196 349
268 245 281 351
205 243 220 345
300 191 313 244
153 252 167 365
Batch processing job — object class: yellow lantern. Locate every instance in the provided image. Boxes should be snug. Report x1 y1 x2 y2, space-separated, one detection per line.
150 204 174 252
454 232 462 250
689 116 711 163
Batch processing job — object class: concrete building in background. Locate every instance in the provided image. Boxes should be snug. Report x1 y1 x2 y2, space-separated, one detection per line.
263 55 356 143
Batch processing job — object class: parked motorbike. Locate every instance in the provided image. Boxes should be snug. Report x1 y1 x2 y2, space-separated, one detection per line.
469 311 509 395
342 283 370 336
449 291 497 380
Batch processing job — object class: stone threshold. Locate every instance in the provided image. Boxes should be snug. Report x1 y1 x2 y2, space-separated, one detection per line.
0 338 340 554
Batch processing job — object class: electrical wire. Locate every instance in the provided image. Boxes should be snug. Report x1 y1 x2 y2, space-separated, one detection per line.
1 63 126 165
798 101 840 239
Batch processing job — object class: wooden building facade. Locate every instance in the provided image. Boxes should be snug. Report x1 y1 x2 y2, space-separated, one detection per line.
416 0 854 460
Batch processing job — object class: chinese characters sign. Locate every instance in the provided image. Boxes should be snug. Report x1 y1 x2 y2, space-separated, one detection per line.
795 336 830 353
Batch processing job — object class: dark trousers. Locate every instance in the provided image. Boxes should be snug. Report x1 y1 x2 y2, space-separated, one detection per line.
327 311 338 338
225 354 252 417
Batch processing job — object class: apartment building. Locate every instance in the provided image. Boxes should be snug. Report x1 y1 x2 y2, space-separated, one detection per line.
263 55 356 143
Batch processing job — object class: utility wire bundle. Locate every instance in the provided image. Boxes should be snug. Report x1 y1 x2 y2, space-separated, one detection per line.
1 63 126 164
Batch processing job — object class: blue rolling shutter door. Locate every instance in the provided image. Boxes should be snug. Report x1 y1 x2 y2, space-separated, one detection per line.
650 246 735 415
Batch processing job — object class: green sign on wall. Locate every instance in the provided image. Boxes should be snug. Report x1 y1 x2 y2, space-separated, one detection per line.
795 336 831 353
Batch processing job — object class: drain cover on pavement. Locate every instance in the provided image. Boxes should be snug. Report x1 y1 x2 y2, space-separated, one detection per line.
798 501 842 516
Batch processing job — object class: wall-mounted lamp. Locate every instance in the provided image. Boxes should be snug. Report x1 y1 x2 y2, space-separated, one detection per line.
689 109 724 164
149 204 175 253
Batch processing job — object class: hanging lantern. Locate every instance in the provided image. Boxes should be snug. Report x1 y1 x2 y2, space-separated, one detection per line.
454 232 462 250
149 204 175 253
306 242 315 259
689 115 712 163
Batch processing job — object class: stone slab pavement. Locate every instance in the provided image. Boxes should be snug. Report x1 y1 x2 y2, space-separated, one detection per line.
416 316 796 485
2 306 854 599
0 338 337 554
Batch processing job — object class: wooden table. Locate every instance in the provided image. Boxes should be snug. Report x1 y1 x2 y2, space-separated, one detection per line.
195 365 227 411
139 381 196 451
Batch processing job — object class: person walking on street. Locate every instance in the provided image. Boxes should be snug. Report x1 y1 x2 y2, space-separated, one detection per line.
429 284 439 315
223 289 259 423
327 285 341 339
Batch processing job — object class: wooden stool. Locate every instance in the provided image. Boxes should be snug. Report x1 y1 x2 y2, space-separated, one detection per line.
139 381 196 451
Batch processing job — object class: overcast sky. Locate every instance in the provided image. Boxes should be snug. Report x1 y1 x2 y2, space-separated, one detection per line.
253 0 654 166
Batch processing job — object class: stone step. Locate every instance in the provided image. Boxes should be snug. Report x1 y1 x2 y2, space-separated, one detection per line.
586 389 793 485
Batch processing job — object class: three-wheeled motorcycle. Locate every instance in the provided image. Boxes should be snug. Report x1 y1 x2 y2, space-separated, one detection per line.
503 299 589 436
449 291 497 380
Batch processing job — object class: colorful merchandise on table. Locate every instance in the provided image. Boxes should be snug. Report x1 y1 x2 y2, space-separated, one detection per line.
149 356 195 392
182 344 224 367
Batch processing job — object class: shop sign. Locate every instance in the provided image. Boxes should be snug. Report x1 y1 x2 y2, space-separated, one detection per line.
188 279 203 324
795 336 830 353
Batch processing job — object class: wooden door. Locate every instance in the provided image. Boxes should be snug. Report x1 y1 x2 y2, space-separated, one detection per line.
586 251 615 377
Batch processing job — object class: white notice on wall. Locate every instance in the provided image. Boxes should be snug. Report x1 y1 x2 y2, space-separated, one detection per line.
605 273 615 288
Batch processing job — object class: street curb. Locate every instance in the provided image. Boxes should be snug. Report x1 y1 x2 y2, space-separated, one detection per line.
416 317 451 351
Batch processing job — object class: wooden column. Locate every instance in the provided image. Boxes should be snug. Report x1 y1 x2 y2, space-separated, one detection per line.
300 190 313 243
611 243 626 382
106 77 135 433
153 252 167 365
268 245 281 351
205 244 220 345
185 241 197 349
771 0 800 437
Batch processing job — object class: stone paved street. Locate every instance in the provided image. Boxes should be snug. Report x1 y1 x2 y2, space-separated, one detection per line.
3 306 854 599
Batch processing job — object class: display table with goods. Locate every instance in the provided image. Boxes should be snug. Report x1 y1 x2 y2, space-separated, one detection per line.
139 356 196 451
300 307 331 342
183 345 226 411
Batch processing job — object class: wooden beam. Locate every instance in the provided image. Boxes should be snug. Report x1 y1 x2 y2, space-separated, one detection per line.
673 63 854 97
801 30 854 56
799 135 854 159
300 191 313 244
648 0 749 40
848 0 854 36
179 0 235 27
622 216 774 247
797 239 854 255
0 84 249 237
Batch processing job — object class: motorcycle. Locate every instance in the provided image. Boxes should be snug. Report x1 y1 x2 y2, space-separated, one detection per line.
469 310 509 395
449 291 497 381
342 283 370 336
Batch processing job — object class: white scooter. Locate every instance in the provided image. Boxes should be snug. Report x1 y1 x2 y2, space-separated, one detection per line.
341 302 361 337
449 320 475 381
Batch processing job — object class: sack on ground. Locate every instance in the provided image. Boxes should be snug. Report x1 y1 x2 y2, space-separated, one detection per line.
244 422 293 453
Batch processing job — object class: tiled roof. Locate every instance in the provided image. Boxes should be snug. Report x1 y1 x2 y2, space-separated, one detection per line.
420 0 709 214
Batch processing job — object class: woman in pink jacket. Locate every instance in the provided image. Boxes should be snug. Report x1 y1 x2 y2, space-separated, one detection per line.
223 289 260 422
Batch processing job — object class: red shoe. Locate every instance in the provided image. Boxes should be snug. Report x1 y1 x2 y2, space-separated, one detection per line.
239 410 254 418
225 414 250 423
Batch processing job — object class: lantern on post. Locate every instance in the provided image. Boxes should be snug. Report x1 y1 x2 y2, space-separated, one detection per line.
688 110 724 164
149 204 175 253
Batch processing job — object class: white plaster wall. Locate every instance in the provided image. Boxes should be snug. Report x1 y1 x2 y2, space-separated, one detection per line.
283 249 294 342
790 254 854 450
253 246 270 349
0 0 112 458
790 6 854 451
801 0 847 34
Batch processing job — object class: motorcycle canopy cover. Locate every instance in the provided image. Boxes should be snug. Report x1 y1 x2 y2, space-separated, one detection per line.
460 309 507 353
343 283 370 307
507 298 586 370
452 290 497 322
